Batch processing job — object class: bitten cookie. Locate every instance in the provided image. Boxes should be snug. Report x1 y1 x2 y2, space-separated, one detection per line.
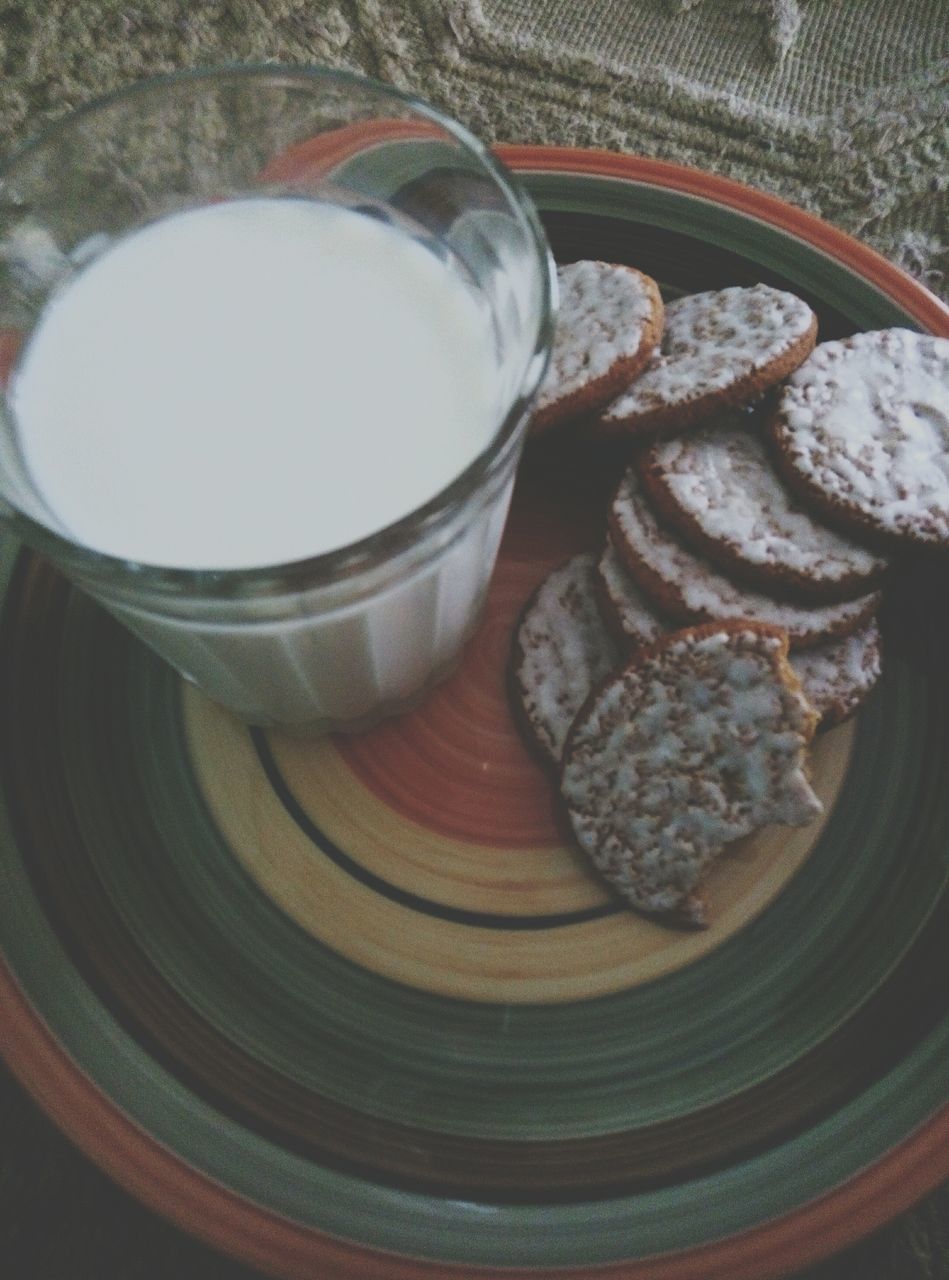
511 553 620 764
561 620 822 925
769 329 949 552
598 284 817 438
598 537 883 729
609 468 881 649
531 261 664 434
640 418 889 602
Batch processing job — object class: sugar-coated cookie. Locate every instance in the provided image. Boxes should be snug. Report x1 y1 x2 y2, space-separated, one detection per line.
595 539 666 647
640 418 889 602
561 620 822 925
532 261 664 434
609 468 881 649
790 620 882 729
598 536 883 729
511 553 620 764
769 329 949 552
598 284 816 437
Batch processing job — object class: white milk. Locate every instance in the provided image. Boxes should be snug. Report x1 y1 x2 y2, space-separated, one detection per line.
12 198 500 568
9 199 516 729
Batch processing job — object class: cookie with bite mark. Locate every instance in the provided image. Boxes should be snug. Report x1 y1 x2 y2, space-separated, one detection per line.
597 284 817 439
531 261 663 435
560 620 822 926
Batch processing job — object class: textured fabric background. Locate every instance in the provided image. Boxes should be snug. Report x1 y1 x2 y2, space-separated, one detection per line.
0 2 947 1278
0 0 945 291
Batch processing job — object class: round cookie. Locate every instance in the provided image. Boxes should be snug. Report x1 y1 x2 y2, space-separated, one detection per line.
531 260 664 435
791 619 882 730
598 284 817 438
561 620 822 926
608 467 881 649
640 418 889 602
769 329 949 552
511 552 620 765
595 540 666 647
598 536 883 730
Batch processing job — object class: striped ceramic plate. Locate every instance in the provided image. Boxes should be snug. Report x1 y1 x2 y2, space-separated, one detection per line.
1 145 947 1280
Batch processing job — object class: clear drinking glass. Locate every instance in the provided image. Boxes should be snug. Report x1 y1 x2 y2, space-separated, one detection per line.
0 67 554 732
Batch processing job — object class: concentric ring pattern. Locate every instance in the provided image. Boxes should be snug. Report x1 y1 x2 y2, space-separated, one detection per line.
1 151 948 1279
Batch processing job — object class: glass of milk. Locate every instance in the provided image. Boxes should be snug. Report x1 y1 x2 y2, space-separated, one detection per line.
0 67 554 731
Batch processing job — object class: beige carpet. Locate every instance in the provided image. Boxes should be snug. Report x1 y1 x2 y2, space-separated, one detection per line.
0 3 946 1278
0 0 946 294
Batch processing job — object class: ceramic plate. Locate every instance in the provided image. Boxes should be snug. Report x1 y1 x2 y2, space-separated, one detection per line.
1 146 948 1280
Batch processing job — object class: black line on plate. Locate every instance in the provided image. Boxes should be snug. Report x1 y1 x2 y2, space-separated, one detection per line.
250 728 620 930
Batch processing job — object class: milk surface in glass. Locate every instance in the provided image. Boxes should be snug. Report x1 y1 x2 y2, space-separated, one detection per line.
10 197 508 727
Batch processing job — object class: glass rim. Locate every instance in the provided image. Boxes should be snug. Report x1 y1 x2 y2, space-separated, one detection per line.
0 63 556 599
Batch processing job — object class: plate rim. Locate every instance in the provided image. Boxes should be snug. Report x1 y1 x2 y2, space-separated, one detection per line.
497 145 949 338
3 962 947 1280
1 143 947 1280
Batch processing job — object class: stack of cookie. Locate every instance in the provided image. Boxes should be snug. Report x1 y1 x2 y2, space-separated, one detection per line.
514 261 949 925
